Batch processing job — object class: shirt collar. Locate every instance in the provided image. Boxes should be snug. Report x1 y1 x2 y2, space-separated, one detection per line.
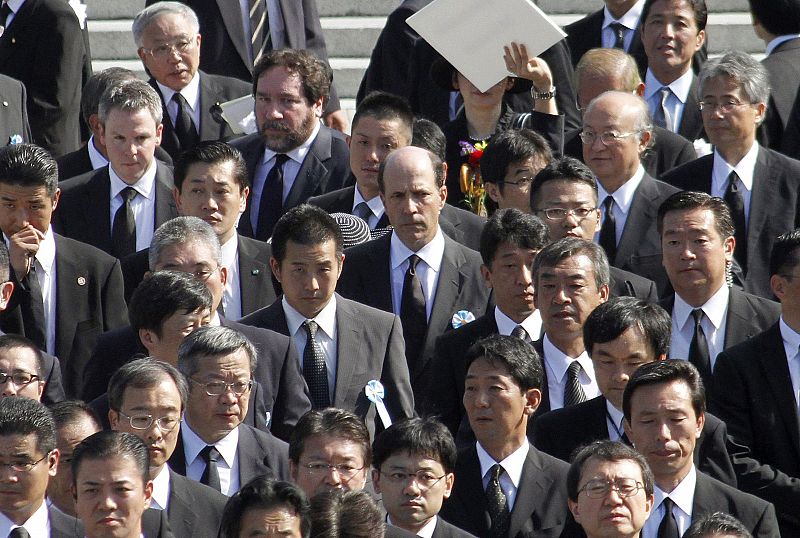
353 185 385 216
602 0 643 30
494 306 541 338
34 226 56 275
5 0 23 14
606 399 625 431
674 283 729 331
262 121 321 165
543 334 595 382
220 234 238 269
282 293 337 341
654 464 696 517
476 440 529 490
780 316 800 356
181 418 240 467
156 73 201 114
108 159 158 201
0 497 49 537
766 34 800 55
150 464 171 511
390 228 445 272
711 142 759 192
87 135 109 170
596 164 645 213
644 68 694 103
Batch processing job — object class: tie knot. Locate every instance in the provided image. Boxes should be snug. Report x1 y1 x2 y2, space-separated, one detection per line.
662 496 675 511
691 308 704 325
660 86 672 98
120 186 137 203
603 195 614 211
490 464 504 481
567 360 583 377
408 254 421 272
304 319 318 338
172 92 189 106
274 153 290 167
200 445 220 463
511 325 528 341
727 171 740 190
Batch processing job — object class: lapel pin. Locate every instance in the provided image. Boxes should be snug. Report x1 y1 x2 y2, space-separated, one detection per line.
10 38 14 44
77 276 86 286
251 269 260 275
451 310 475 329
8 134 21 145
2 101 7 107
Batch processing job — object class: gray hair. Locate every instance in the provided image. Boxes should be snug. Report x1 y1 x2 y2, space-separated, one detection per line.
108 358 189 413
98 79 163 126
699 50 771 107
148 216 222 271
533 237 611 291
177 326 257 380
132 1 200 49
585 90 653 148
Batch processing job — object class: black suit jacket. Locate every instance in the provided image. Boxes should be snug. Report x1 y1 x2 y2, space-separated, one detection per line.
0 74 31 146
232 127 350 240
675 73 706 142
661 148 800 299
337 233 490 409
440 444 570 537
240 294 415 437
759 37 800 152
167 469 228 538
430 518 477 538
56 142 174 182
152 71 251 160
50 504 83 537
0 0 84 156
0 235 128 398
168 422 290 486
53 163 179 257
142 507 177 538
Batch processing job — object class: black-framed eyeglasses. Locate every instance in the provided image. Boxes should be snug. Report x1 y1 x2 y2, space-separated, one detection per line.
500 176 534 187
579 130 640 146
536 207 597 221
300 462 365 479
578 478 644 498
0 372 39 387
140 39 196 60
117 411 181 432
190 378 253 396
0 453 49 473
380 470 447 490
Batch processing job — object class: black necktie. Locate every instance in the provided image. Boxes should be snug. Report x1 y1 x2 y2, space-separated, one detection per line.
487 464 510 538
256 154 289 240
724 171 747 274
0 2 12 36
111 186 137 258
303 320 330 409
657 497 680 538
609 22 626 49
199 445 221 492
353 201 371 223
565 361 587 406
400 254 427 377
9 527 30 538
249 0 270 65
599 195 617 264
172 93 199 151
20 262 46 351
689 309 712 388
511 324 530 343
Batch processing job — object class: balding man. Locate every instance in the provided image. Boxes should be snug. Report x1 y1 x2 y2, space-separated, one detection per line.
337 146 489 410
582 90 679 296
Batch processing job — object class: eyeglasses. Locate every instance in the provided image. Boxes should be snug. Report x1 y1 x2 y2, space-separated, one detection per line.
0 372 39 387
579 130 640 146
117 411 181 432
190 378 253 396
501 176 534 187
192 266 221 282
0 453 49 473
536 207 597 221
140 39 196 60
698 101 752 114
300 462 365 479
578 478 644 499
380 470 447 490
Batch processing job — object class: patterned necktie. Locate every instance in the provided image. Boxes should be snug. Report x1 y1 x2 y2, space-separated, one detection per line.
565 361 587 406
599 195 617 264
172 92 199 150
400 254 427 376
20 261 46 351
724 171 747 273
249 0 270 66
657 497 679 538
111 186 137 258
303 320 330 409
511 324 529 343
653 87 673 130
689 309 712 388
256 153 289 240
9 527 30 538
609 22 626 49
486 464 510 538
199 445 221 492
353 201 371 223
0 2 12 36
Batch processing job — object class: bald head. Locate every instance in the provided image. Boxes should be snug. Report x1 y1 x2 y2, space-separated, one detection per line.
576 48 643 110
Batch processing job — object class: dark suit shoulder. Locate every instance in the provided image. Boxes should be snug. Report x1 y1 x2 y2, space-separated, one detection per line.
660 154 714 189
200 70 251 95
55 233 119 265
239 422 290 479
49 504 84 537
307 185 356 214
694 471 779 536
58 166 102 191
168 469 227 537
609 266 659 302
717 322 780 364
431 518 478 538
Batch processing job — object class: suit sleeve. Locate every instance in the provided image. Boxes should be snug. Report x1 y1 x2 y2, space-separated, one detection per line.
382 314 415 421
101 260 129 332
753 502 781 538
269 338 312 442
431 333 462 435
41 353 65 405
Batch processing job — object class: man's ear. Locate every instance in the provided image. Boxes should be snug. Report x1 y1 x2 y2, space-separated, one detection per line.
270 257 282 283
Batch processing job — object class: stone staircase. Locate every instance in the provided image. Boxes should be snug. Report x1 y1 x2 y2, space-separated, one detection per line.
86 0 763 123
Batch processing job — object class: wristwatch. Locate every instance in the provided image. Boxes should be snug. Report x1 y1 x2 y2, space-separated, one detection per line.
531 85 556 101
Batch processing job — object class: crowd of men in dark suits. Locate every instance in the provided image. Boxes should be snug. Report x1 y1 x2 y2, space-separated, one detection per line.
2 0 800 535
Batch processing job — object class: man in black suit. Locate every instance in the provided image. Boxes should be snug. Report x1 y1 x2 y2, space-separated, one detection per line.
169 325 289 495
0 397 82 536
133 3 252 161
431 209 549 437
109 359 228 537
533 297 736 487
336 146 490 409
54 80 179 259
657 191 780 390
639 0 707 142
0 0 85 157
583 91 679 294
711 229 800 536
233 49 350 242
122 141 278 317
661 51 800 299
0 75 31 148
624 360 779 537
373 417 477 537
440 335 570 537
240 205 414 435
0 144 128 398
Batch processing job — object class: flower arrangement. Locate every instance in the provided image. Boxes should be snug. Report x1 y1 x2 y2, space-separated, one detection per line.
458 140 488 216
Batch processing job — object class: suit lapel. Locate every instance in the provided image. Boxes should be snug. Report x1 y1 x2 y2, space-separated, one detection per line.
170 431 188 475
216 0 250 72
745 148 774 266
456 447 492 534
0 0 36 66
238 138 266 238
508 448 556 536
333 297 360 407
284 128 331 209
237 235 273 315
150 78 180 156
53 236 87 361
154 163 178 228
167 471 197 536
723 288 761 346
84 169 114 252
198 73 221 141
533 339 551 415
236 426 268 482
615 174 660 266
359 235 393 311
678 75 704 140
760 325 800 455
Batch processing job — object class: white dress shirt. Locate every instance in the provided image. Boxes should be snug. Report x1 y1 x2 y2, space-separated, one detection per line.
542 334 600 410
780 317 800 408
389 228 446 320
642 465 697 538
644 68 695 133
596 164 645 245
149 464 172 511
87 135 109 170
476 440 529 511
494 306 542 341
250 121 321 232
606 400 626 441
352 185 385 230
0 498 50 537
710 142 758 228
220 235 242 320
283 294 338 395
157 74 201 131
182 420 241 496
108 159 158 252
669 284 729 369
601 0 644 51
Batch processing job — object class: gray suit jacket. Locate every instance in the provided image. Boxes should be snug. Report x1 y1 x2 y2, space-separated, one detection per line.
166 469 227 538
